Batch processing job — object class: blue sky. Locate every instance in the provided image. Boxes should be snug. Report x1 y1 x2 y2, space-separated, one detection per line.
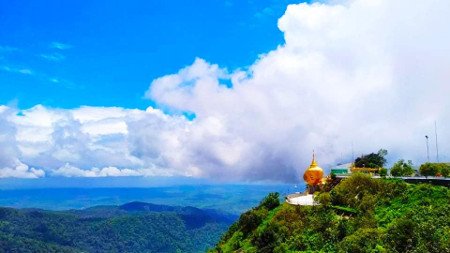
0 0 304 109
1 0 449 183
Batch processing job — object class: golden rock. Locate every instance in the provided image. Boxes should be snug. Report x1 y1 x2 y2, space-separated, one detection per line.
303 152 324 186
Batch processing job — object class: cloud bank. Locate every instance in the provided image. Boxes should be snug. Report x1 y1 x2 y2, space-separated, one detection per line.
1 0 450 181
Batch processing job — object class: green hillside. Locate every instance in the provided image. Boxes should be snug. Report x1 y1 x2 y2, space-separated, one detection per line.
0 202 237 253
212 174 450 252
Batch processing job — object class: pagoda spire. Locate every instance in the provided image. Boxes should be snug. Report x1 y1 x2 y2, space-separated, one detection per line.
310 150 318 167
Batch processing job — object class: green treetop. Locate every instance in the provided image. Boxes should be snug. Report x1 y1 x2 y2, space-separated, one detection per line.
390 159 415 177
354 149 388 168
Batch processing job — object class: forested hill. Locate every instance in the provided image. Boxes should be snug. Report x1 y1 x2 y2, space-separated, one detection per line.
212 174 450 252
0 201 237 253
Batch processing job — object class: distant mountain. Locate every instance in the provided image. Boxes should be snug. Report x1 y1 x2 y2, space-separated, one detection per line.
120 201 178 212
0 185 293 214
0 202 238 253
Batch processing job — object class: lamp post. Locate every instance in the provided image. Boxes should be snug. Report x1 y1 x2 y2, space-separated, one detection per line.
425 135 430 162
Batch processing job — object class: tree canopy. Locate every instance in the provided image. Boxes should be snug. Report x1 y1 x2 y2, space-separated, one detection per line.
390 159 415 177
354 149 388 168
0 202 236 253
420 162 450 177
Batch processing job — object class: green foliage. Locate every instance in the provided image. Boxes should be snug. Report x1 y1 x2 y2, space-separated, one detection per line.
0 203 234 253
214 174 450 253
354 149 388 168
390 159 415 177
385 216 417 252
330 173 381 208
338 228 385 253
252 222 279 253
259 192 280 211
238 209 265 235
379 168 387 177
419 162 450 177
315 192 331 207
441 164 450 177
330 172 337 180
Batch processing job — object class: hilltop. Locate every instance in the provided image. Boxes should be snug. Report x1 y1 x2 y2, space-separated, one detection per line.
212 174 450 252
0 202 237 253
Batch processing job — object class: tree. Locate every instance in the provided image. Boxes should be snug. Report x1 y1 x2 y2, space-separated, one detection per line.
238 210 264 234
419 163 450 177
419 163 438 177
338 228 383 253
354 149 387 168
390 159 414 177
440 164 450 177
259 193 280 211
330 173 381 208
330 173 337 180
379 168 387 177
252 223 280 253
385 216 417 252
316 192 331 207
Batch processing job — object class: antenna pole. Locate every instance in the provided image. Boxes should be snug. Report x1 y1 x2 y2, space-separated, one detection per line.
351 142 354 161
435 121 439 162
425 135 430 162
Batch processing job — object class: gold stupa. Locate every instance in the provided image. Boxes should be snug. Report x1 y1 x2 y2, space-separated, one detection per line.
303 152 324 186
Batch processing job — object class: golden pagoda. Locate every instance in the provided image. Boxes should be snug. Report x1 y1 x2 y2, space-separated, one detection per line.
303 152 324 187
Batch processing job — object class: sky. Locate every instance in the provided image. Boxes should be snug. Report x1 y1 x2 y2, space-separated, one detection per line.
1 0 450 183
0 0 303 109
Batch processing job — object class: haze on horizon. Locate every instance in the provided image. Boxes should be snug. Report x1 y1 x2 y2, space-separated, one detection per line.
1 0 450 184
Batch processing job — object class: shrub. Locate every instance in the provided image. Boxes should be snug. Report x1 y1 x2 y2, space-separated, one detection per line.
441 164 450 177
338 228 384 253
316 192 331 207
330 173 380 208
379 168 387 177
390 159 414 177
385 216 417 252
238 209 267 235
252 223 279 253
419 163 447 177
259 192 280 211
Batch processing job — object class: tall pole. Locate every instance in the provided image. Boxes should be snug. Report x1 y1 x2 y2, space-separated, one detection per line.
425 135 430 162
351 142 354 162
435 121 439 162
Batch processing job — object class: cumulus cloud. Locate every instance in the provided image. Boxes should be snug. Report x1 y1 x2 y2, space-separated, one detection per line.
0 106 45 178
52 164 140 177
1 0 450 181
0 105 192 178
52 164 177 177
0 160 45 179
146 0 450 180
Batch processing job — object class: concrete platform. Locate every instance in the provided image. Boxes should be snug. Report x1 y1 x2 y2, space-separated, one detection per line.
286 193 316 206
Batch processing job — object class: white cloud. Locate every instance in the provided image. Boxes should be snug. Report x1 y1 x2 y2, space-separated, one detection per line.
52 164 179 178
0 107 45 178
40 53 65 62
0 65 34 75
0 160 45 179
146 0 450 180
52 164 140 177
0 105 193 178
50 42 72 50
1 0 450 181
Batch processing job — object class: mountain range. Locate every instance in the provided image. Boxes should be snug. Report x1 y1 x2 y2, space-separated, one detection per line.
0 201 237 253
